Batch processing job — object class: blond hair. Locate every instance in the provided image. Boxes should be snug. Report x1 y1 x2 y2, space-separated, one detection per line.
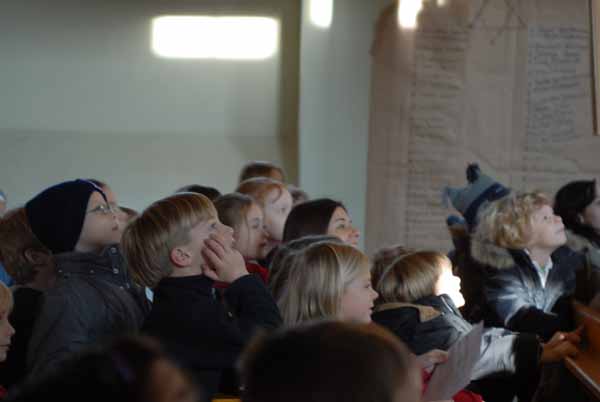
474 191 551 249
0 207 51 285
121 193 216 288
276 242 370 326
236 177 287 207
0 282 13 313
373 250 450 304
371 245 415 278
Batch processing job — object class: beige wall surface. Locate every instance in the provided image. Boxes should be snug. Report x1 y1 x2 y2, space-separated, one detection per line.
0 0 299 210
366 0 600 254
299 0 391 250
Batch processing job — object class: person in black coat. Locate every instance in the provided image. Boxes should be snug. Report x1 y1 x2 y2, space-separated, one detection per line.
371 249 581 402
554 179 600 303
121 193 282 398
470 191 582 340
2 180 149 384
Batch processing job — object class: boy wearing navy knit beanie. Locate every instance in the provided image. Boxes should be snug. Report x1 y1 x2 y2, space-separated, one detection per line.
23 180 149 380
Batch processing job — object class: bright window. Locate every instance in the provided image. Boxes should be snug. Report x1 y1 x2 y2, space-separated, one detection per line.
398 0 423 29
151 16 279 60
309 0 333 29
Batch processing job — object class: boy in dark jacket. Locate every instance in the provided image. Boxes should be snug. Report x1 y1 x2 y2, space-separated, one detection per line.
121 192 282 398
471 191 581 340
371 249 581 402
23 180 149 380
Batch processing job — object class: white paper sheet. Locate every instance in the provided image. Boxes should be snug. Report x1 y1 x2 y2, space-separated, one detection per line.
423 322 484 402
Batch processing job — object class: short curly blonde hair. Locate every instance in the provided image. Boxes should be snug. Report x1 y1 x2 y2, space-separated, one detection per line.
474 191 551 249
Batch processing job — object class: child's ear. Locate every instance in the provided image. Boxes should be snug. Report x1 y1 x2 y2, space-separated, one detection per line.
23 248 52 266
169 246 191 268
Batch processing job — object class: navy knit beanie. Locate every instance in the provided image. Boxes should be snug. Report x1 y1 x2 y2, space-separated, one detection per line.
25 179 105 254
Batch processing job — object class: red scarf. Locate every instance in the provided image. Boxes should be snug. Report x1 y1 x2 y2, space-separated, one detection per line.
421 369 483 402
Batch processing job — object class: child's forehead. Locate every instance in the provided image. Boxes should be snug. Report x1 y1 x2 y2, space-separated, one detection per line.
192 211 217 224
88 191 107 204
264 186 285 202
532 203 553 215
247 202 264 217
330 206 348 219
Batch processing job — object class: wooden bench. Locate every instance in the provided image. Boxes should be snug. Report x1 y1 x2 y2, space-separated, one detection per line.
565 301 600 400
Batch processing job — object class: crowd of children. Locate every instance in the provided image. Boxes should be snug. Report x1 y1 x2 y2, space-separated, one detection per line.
0 160 598 402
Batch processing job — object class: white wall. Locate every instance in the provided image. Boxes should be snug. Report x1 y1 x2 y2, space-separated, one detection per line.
298 0 389 249
0 0 299 210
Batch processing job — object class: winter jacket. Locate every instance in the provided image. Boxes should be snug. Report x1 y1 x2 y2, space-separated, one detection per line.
372 294 541 381
142 273 282 397
470 241 579 340
26 245 150 379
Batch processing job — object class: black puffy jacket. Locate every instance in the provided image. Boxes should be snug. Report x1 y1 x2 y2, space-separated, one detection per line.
372 294 541 382
26 245 150 379
470 242 578 340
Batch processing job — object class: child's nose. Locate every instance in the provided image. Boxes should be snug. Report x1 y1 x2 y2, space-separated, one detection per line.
221 223 234 236
370 288 378 300
7 322 15 338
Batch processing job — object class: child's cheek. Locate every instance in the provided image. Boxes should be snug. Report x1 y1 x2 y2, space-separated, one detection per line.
263 213 275 235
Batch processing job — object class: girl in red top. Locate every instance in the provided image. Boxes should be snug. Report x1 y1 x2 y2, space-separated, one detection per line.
214 193 269 284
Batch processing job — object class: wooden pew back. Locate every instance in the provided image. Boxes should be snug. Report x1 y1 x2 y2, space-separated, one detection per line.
565 301 600 400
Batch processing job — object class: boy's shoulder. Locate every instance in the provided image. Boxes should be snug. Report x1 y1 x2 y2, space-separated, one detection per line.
151 275 216 308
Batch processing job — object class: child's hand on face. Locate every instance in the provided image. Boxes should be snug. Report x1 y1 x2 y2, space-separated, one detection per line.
202 232 248 283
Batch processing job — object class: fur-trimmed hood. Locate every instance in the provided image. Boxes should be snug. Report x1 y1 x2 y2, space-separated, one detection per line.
470 229 596 270
470 237 516 270
374 301 441 322
565 229 600 269
565 229 597 253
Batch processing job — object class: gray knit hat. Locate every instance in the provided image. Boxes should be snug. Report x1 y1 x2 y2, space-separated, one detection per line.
443 164 510 229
